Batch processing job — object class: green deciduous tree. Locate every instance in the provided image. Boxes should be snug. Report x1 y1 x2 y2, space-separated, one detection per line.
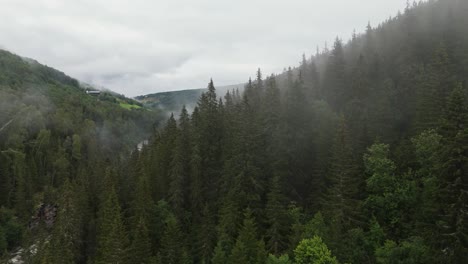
294 236 338 264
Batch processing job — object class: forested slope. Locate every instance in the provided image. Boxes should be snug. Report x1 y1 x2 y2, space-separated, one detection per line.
0 49 161 262
2 0 468 263
135 83 243 113
128 0 468 263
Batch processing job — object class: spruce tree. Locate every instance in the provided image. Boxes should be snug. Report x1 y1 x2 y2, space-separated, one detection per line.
323 37 347 111
160 215 188 264
95 170 128 264
435 84 468 261
228 209 264 264
265 175 289 255
39 179 82 264
128 217 152 264
324 117 362 239
169 106 192 218
128 172 154 263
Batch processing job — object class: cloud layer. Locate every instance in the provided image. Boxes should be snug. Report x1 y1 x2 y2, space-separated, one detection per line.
0 0 406 97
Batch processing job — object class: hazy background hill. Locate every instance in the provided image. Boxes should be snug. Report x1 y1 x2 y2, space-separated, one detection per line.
135 83 244 113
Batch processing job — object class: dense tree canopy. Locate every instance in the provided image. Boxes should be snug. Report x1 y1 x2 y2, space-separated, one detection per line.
1 0 468 263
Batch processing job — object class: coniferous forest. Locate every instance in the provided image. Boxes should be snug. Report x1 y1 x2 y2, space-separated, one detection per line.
1 0 468 263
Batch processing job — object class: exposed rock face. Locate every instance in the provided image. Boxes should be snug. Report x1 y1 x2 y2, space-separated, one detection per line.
28 204 57 230
8 244 38 264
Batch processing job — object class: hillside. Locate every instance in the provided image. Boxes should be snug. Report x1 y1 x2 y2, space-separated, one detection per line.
135 83 243 113
0 48 162 262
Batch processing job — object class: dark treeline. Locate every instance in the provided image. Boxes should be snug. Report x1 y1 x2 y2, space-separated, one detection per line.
2 0 468 263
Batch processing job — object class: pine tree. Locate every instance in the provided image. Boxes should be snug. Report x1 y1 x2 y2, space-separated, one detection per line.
228 209 263 264
281 69 311 201
192 204 216 263
265 175 289 255
216 197 240 258
195 79 223 204
151 114 178 201
168 106 192 221
323 37 347 111
128 172 154 263
435 84 468 261
189 143 204 218
255 68 264 100
415 44 455 132
95 170 128 264
12 151 30 222
39 179 82 264
160 215 188 264
324 117 362 240
262 75 281 134
309 61 320 99
128 217 152 264
212 241 228 264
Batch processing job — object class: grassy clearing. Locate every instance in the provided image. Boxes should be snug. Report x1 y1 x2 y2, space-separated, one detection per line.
119 102 142 110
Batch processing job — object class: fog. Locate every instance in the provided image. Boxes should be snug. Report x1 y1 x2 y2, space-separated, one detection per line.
0 0 407 97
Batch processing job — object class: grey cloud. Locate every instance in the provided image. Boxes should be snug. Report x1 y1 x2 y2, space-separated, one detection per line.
0 0 408 97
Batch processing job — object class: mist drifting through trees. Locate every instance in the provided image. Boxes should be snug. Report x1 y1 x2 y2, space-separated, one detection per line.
0 0 468 263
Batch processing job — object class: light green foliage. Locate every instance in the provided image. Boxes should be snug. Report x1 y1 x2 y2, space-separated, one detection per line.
266 254 293 264
411 130 442 174
364 144 397 194
375 237 430 264
71 134 82 161
303 212 329 242
364 143 417 238
340 218 385 264
119 102 142 110
211 241 228 264
294 236 338 264
287 203 305 252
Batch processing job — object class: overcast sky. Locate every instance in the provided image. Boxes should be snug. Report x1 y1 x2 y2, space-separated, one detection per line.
0 0 407 97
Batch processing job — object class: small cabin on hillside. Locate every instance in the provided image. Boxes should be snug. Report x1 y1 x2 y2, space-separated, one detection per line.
86 90 101 96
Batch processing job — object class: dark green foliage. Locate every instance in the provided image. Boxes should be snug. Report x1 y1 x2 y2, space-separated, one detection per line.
434 84 468 261
265 175 290 255
364 143 417 239
94 170 129 264
375 237 431 264
160 215 190 264
2 1 468 263
323 38 347 111
266 254 293 264
324 117 362 245
227 209 265 264
39 179 83 264
0 208 23 251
